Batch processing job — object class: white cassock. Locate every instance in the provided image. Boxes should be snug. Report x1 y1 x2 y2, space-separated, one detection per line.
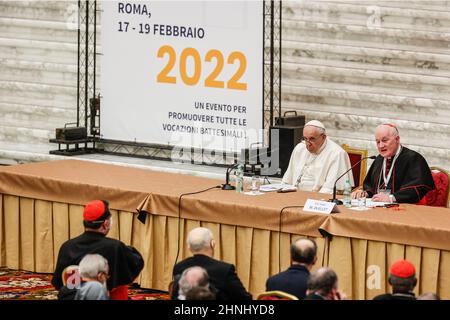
282 138 354 194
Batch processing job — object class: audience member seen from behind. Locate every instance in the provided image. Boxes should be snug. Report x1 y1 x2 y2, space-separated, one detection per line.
374 260 417 300
305 267 347 300
177 266 214 300
75 254 110 300
282 120 354 194
172 227 252 300
52 200 144 300
352 123 435 203
265 238 317 299
178 267 216 301
186 286 216 300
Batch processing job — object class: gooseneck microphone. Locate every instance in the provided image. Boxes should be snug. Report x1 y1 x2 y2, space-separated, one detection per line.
329 155 377 205
222 163 240 190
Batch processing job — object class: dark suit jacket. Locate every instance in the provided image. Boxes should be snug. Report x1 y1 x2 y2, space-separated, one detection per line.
172 254 252 300
304 293 326 300
373 292 416 300
265 264 310 300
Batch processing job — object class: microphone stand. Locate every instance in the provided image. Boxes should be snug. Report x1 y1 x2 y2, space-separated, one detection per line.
222 163 240 190
329 155 377 205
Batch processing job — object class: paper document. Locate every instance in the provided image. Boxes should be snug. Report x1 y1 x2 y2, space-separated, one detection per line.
350 199 391 207
259 183 296 192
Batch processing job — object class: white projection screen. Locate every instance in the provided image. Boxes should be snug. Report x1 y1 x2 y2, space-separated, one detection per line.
101 1 263 152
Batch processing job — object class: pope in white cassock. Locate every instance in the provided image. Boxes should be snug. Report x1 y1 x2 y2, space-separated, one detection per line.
282 120 354 194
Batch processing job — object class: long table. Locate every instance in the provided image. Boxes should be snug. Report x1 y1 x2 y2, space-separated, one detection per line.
0 159 449 299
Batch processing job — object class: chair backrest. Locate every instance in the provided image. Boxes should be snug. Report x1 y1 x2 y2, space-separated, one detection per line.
62 265 80 287
424 167 450 208
341 144 368 188
256 290 299 300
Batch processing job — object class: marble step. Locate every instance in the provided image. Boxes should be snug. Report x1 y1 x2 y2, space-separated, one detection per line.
0 37 77 64
0 1 76 11
0 124 53 145
0 102 75 129
283 32 450 57
282 62 450 96
282 19 450 41
282 20 450 49
282 80 450 125
0 141 57 165
0 17 78 44
282 100 450 125
0 1 76 23
283 75 450 101
282 82 450 110
283 55 450 84
0 80 76 107
283 1 450 33
0 58 77 87
290 109 450 149
282 40 450 72
338 1 450 12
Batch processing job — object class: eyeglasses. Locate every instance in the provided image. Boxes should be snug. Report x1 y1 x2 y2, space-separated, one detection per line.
302 134 324 143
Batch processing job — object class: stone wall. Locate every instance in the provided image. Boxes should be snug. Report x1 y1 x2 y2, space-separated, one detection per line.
0 1 449 172
281 0 450 170
0 0 77 157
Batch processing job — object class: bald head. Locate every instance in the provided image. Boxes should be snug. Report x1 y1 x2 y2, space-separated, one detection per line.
178 266 210 298
182 266 209 287
290 238 317 266
187 227 214 254
307 267 338 296
375 124 399 138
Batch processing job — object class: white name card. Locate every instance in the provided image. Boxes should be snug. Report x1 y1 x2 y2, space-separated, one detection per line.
303 199 340 214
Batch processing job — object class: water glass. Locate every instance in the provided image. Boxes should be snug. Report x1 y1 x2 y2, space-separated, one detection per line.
358 196 366 208
251 175 261 193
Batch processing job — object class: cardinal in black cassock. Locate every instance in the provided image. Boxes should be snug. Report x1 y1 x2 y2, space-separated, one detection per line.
52 200 144 299
361 124 435 204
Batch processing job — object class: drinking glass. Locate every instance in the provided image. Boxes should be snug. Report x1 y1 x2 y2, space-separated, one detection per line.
251 175 261 194
358 196 366 208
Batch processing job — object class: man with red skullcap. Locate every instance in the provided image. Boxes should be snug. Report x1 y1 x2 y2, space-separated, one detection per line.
52 200 144 300
353 123 434 203
374 260 417 300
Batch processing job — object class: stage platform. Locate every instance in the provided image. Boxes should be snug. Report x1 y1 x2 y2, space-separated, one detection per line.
1 159 450 299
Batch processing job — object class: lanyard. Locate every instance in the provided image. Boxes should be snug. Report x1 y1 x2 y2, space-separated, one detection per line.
295 140 327 187
295 153 318 186
381 145 402 188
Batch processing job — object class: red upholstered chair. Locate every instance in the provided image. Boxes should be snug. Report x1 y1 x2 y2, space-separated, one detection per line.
256 290 299 300
110 285 129 300
424 167 450 207
342 144 368 188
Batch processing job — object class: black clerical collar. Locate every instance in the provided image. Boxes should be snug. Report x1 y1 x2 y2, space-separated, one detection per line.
84 230 107 238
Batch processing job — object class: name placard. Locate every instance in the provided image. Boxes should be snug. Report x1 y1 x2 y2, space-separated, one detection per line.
303 199 340 214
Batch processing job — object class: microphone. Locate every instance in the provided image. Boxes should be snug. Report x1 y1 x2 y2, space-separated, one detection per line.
222 163 240 190
329 155 377 205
